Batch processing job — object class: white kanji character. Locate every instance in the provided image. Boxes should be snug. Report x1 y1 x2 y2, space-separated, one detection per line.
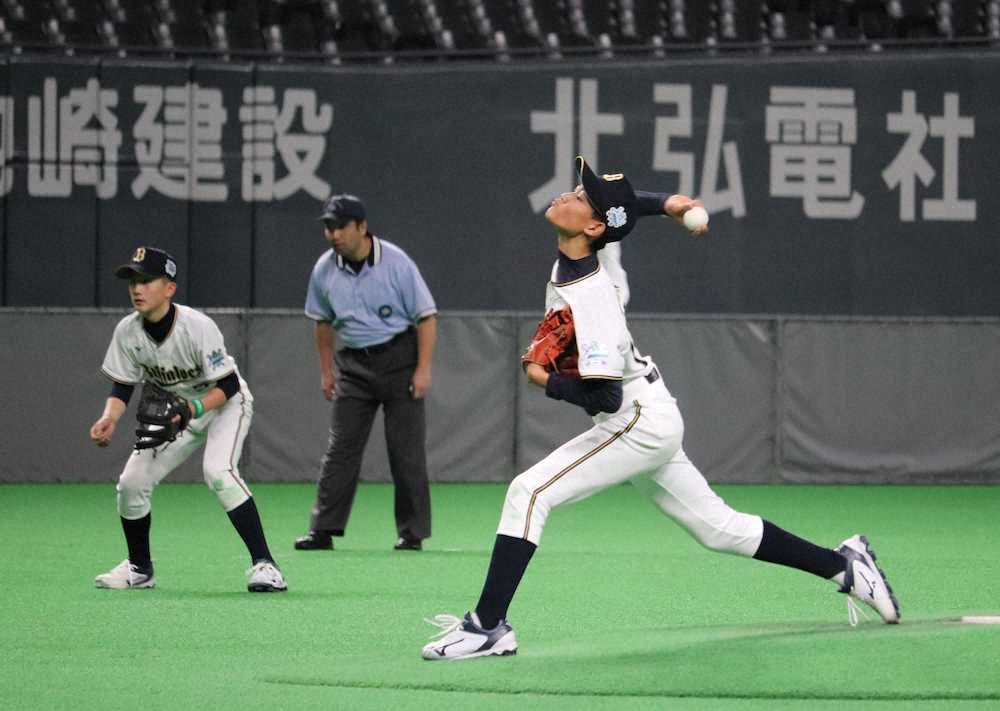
766 86 863 219
28 78 121 198
132 83 228 202
528 78 623 213
0 95 13 196
882 91 975 222
653 84 745 218
652 84 695 197
881 91 934 222
240 87 333 201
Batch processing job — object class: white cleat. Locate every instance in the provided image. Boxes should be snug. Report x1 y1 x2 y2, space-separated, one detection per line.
247 560 287 592
421 612 518 661
95 559 155 589
837 534 900 625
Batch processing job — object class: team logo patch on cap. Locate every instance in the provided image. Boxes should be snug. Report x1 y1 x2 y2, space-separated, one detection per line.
132 247 146 263
606 206 627 229
165 259 177 278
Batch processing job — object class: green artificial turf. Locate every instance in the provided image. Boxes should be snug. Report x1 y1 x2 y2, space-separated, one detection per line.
2 482 999 711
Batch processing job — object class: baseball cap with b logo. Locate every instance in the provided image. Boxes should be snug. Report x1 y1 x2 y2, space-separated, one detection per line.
115 247 178 281
576 156 638 248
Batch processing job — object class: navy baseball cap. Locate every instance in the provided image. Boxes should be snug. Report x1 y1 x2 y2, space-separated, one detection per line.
319 193 366 228
115 247 178 281
576 156 638 246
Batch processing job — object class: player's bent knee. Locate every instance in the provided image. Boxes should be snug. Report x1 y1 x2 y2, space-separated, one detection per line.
205 469 251 511
690 511 763 557
497 475 547 544
502 476 535 518
116 479 152 519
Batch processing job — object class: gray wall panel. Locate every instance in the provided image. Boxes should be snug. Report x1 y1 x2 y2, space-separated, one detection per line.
245 312 519 485
629 317 777 482
425 315 517 482
3 310 999 485
0 311 139 482
0 59 7 305
242 313 329 482
780 320 1000 481
0 310 245 483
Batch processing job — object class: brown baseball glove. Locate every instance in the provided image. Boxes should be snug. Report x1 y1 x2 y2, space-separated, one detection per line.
521 305 579 378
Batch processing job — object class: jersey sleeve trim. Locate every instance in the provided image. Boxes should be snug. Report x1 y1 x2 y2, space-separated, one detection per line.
305 310 332 322
580 374 623 381
415 308 438 321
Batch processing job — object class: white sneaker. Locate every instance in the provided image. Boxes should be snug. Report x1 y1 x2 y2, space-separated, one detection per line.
246 560 287 592
421 612 518 661
837 534 900 625
94 559 155 589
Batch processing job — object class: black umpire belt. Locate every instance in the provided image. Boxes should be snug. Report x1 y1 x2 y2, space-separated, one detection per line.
343 330 411 356
645 367 660 384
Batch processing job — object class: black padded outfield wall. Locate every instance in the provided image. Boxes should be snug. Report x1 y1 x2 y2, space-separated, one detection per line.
0 52 996 315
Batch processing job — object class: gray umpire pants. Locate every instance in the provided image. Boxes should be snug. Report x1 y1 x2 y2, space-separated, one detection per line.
309 328 431 541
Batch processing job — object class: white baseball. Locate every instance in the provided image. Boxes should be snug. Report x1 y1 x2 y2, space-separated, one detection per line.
683 206 709 231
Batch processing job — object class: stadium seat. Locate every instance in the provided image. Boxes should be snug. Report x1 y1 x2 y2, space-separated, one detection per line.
482 0 545 49
2 0 53 47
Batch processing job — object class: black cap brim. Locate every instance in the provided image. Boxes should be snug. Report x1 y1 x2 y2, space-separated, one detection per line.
576 157 605 214
318 214 351 228
115 264 171 280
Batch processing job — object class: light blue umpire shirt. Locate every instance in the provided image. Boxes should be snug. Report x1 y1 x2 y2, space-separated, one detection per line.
305 235 437 349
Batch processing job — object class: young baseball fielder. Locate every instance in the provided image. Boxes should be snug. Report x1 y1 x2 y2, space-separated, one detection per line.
421 158 898 660
90 247 287 593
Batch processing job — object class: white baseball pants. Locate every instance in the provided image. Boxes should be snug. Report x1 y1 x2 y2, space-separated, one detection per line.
497 377 763 555
117 391 254 518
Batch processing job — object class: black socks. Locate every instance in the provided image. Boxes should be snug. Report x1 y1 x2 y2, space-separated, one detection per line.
121 514 152 571
753 519 846 579
227 498 275 564
122 500 274 569
475 534 537 629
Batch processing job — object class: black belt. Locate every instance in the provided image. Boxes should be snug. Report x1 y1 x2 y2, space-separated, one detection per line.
346 331 409 356
645 367 660 384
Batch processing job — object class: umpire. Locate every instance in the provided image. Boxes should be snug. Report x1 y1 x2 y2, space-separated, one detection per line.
295 193 437 552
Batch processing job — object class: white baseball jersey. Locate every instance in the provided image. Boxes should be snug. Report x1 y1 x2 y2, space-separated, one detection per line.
103 303 255 517
498 255 762 556
596 241 630 308
102 304 250 401
545 258 656 389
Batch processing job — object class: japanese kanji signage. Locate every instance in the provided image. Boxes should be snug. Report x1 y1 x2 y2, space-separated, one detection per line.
0 54 995 315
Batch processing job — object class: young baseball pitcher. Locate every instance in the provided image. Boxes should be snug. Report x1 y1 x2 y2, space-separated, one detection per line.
90 247 286 593
421 158 898 660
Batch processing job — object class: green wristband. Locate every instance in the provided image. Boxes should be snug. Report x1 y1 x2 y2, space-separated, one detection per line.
192 399 205 418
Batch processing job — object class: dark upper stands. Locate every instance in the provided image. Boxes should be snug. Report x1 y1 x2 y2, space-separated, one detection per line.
0 0 996 62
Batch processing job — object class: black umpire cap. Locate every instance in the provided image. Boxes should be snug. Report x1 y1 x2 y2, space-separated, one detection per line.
576 156 638 246
319 193 366 229
115 247 178 281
